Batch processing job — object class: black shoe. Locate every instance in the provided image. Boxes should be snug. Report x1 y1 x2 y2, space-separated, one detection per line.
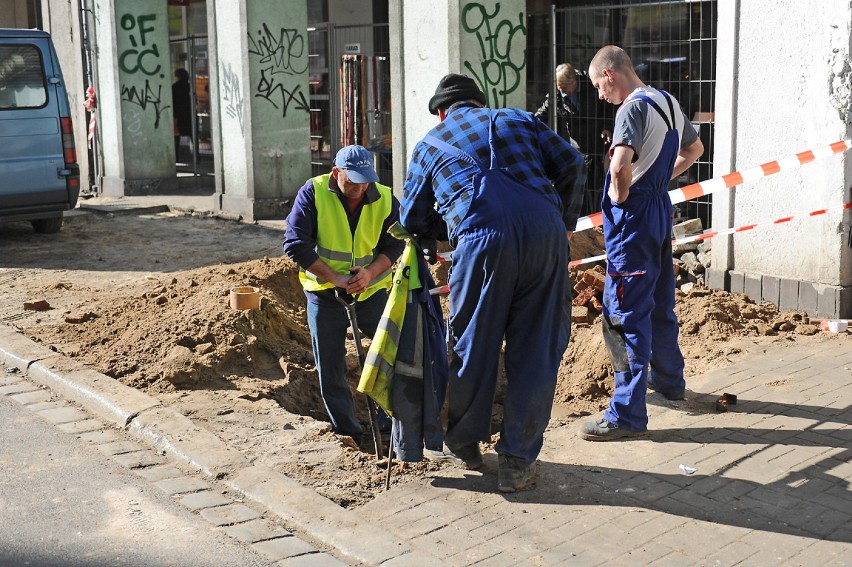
497 455 537 493
444 443 483 470
579 417 646 441
647 379 686 400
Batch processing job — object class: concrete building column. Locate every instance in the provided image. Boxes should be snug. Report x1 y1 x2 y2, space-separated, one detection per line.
210 0 311 222
391 0 526 190
94 0 175 196
39 0 90 195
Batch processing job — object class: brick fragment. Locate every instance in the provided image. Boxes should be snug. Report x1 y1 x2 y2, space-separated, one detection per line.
582 270 606 292
589 296 603 312
65 311 95 324
24 299 50 311
572 306 589 324
572 286 596 307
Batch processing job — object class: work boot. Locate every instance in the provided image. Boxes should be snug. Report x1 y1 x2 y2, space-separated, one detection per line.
443 442 483 470
423 445 466 467
497 455 537 493
579 417 646 441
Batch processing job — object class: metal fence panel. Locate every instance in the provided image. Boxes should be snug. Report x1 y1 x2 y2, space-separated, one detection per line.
308 23 392 185
528 1 717 227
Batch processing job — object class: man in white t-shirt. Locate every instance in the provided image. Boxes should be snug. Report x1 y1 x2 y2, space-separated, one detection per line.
580 45 704 441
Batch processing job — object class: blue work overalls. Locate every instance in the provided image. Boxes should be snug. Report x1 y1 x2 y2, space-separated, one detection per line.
601 92 686 432
423 119 572 465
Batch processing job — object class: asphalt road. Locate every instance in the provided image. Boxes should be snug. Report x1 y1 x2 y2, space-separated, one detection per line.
0 395 275 567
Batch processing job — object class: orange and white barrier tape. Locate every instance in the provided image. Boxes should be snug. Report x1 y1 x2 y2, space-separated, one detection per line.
87 112 96 148
567 201 852 269
83 86 97 149
573 138 852 233
428 201 852 293
675 202 852 245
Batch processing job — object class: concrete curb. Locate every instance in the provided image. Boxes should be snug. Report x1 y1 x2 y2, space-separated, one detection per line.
227 465 420 565
0 323 428 565
78 203 171 216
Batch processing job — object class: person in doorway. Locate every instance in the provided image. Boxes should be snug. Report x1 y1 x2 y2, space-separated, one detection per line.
579 45 704 441
283 145 404 444
172 68 192 163
534 62 613 213
400 74 586 492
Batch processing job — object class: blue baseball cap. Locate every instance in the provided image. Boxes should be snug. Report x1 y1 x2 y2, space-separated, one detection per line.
334 145 379 184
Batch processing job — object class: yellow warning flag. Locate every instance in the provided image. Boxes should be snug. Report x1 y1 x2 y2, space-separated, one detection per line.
357 241 419 414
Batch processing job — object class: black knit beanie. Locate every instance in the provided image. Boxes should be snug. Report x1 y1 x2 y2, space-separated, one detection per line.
428 73 487 115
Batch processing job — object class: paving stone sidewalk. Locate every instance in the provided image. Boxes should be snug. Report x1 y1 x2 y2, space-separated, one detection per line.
360 336 852 566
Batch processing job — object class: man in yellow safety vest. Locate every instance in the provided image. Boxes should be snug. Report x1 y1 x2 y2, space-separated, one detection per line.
283 145 404 444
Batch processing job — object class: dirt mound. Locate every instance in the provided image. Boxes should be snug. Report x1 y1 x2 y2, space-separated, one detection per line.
27 256 335 419
553 287 818 414
27 249 819 432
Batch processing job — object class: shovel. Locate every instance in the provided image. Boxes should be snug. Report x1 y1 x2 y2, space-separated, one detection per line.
334 289 385 461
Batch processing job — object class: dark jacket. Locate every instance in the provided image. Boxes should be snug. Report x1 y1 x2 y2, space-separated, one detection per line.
534 72 613 159
172 78 192 136
390 251 448 462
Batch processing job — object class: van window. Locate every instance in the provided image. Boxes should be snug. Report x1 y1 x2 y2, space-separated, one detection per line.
0 45 47 109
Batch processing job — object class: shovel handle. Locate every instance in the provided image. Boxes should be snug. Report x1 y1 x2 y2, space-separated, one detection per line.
333 288 384 460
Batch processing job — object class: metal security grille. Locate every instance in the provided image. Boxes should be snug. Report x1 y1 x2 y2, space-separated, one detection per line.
308 23 392 185
528 0 717 228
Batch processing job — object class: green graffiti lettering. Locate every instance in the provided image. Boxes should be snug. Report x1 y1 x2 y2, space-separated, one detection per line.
461 3 527 108
119 14 162 76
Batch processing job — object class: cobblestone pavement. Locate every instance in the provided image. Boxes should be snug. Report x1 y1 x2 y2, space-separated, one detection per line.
359 338 852 566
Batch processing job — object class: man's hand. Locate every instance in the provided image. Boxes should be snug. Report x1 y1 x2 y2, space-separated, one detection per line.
414 235 438 265
420 239 438 265
346 266 373 295
330 272 353 291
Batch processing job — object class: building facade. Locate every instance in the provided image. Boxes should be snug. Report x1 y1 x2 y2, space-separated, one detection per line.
1 0 849 318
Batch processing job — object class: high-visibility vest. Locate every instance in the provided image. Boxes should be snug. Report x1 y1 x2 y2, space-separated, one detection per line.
298 174 393 300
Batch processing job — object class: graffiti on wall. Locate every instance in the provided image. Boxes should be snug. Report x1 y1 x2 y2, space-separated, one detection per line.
461 2 527 109
248 23 310 117
121 81 168 129
118 13 168 130
221 63 245 133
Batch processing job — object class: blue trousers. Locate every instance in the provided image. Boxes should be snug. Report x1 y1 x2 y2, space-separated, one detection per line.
445 205 571 465
601 193 685 432
306 290 386 438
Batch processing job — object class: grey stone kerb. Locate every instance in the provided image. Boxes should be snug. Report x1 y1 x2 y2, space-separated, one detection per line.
0 323 432 565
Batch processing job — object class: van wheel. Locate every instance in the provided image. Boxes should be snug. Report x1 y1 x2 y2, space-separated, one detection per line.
32 217 63 234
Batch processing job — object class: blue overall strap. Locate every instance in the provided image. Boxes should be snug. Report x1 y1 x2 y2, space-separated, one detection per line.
422 134 487 173
628 91 677 132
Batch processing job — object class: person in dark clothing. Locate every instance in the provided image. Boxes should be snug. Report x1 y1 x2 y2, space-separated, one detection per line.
283 145 404 444
172 68 192 163
535 63 614 214
401 74 586 493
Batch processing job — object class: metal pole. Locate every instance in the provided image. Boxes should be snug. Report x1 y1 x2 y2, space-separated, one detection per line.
188 35 199 177
79 0 100 196
549 4 557 133
329 23 340 159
